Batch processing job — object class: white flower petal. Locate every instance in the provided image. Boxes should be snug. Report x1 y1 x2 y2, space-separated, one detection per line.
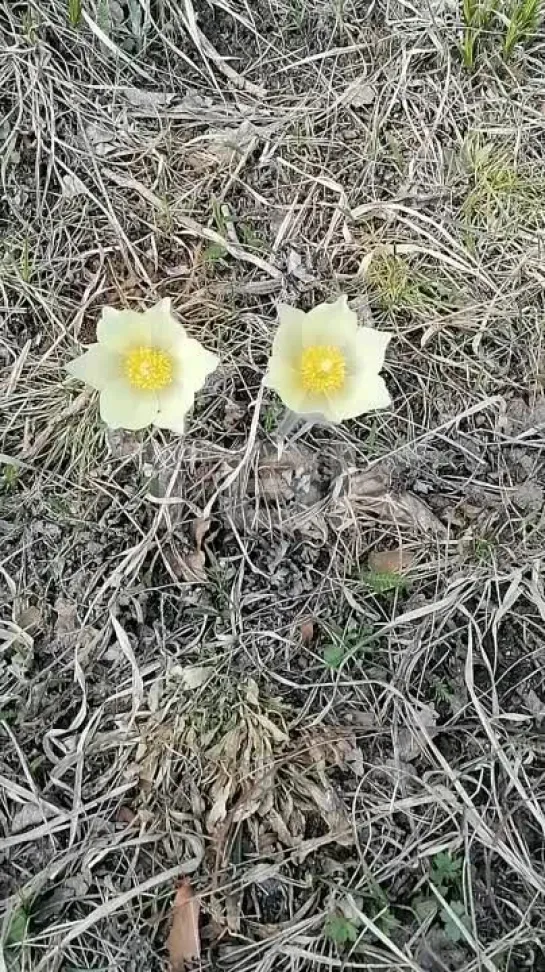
352 327 392 374
99 381 159 430
324 374 392 422
66 344 122 390
302 295 359 348
97 307 153 351
154 381 195 433
271 304 307 362
264 360 308 413
172 338 219 392
144 299 188 350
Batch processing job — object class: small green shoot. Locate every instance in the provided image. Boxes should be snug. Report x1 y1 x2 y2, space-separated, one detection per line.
460 0 497 69
367 253 414 311
413 896 438 922
441 899 471 943
203 242 228 264
5 903 29 947
431 678 456 707
67 0 82 26
363 569 409 595
96 0 111 35
238 223 266 253
431 851 463 889
1 464 20 493
20 238 32 283
211 198 228 236
413 852 467 939
322 642 346 669
324 912 359 947
322 626 375 669
503 0 541 57
474 536 496 564
21 10 40 41
462 137 543 237
366 252 452 314
203 200 230 263
263 402 284 434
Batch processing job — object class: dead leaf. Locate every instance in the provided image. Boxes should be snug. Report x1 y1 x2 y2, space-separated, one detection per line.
207 778 233 830
54 597 78 637
61 173 87 199
301 727 359 769
345 469 445 534
397 702 438 761
11 804 54 834
14 605 42 634
300 620 315 644
122 86 176 109
287 248 316 283
165 545 205 583
368 547 414 574
193 517 211 552
205 120 258 163
232 776 273 823
253 711 289 744
296 779 352 845
168 879 201 971
268 808 295 846
180 666 214 690
116 805 137 825
347 467 390 498
343 76 375 107
168 517 211 583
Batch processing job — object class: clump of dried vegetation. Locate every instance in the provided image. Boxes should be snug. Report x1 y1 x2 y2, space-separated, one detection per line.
1 1 545 970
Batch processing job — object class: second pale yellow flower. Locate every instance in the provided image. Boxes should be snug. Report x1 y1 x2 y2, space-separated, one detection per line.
264 296 392 423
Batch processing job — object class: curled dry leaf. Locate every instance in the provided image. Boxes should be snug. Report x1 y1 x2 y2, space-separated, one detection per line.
192 517 211 551
168 879 201 971
167 517 211 584
368 547 414 574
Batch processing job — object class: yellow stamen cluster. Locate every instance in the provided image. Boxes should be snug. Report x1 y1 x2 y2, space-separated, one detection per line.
300 344 346 394
124 346 173 391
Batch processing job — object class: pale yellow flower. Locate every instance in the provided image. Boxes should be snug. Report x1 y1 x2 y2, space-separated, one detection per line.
66 299 218 433
264 296 392 422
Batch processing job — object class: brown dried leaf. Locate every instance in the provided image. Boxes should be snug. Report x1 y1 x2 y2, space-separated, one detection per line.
192 517 211 552
397 702 438 761
345 465 445 533
300 620 315 645
301 727 358 768
166 547 207 583
232 776 273 823
368 547 414 574
207 778 233 830
392 493 445 533
168 879 201 971
347 467 390 498
165 518 211 584
116 805 137 826
296 779 352 845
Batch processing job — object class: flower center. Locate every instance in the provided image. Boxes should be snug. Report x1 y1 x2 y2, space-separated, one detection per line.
124 346 174 391
300 344 346 393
